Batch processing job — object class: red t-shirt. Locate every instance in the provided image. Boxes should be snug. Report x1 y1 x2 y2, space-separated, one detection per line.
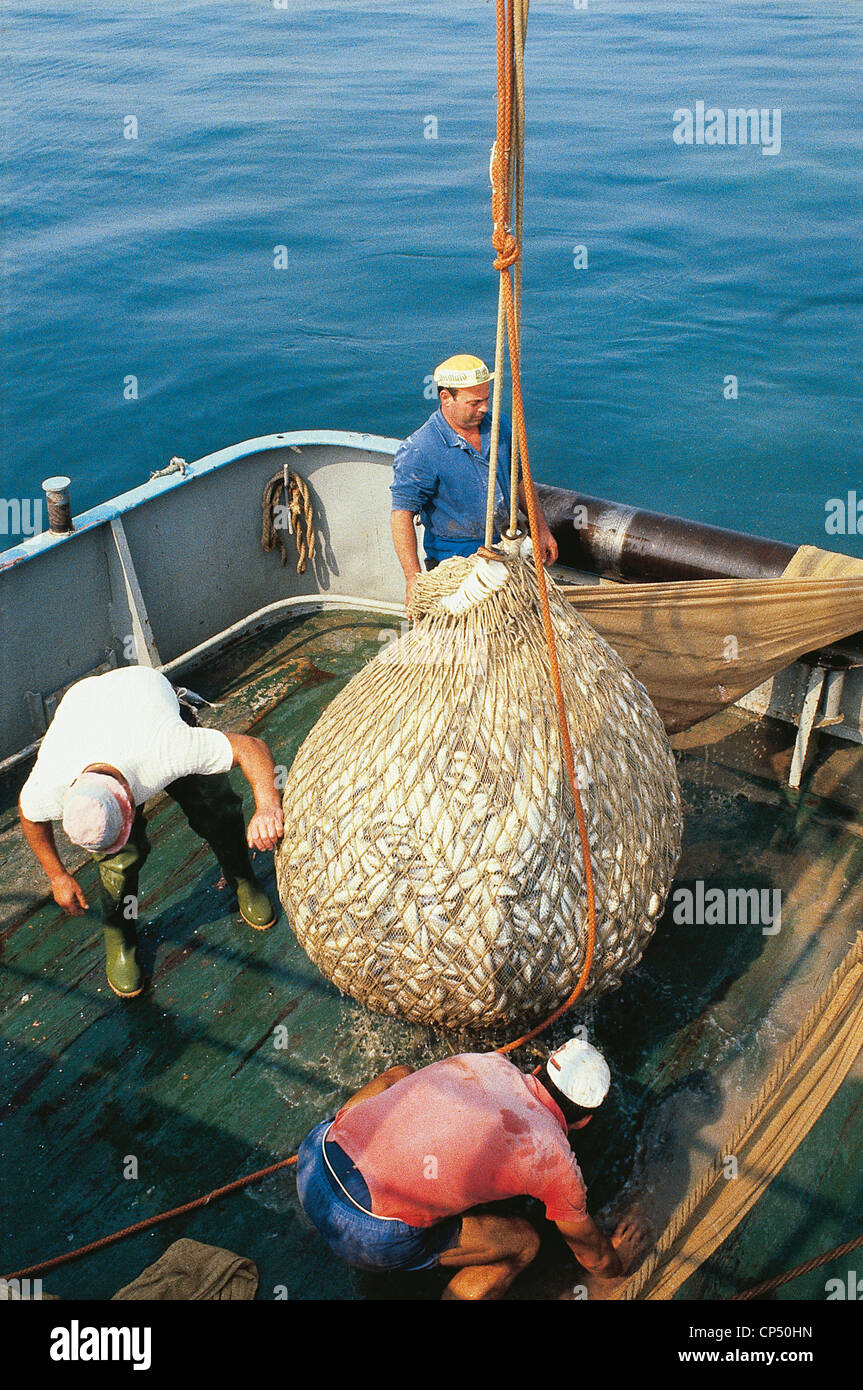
331 1052 588 1228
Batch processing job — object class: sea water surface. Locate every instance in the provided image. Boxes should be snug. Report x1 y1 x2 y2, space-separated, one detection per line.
2 0 861 550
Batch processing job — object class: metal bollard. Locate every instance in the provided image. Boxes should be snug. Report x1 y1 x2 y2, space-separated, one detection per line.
41 477 73 535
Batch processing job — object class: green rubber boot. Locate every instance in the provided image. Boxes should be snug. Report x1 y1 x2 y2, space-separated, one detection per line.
94 825 149 999
235 876 277 931
102 919 143 998
165 772 277 932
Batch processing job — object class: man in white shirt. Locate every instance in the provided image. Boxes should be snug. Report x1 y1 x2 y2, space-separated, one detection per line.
18 667 285 998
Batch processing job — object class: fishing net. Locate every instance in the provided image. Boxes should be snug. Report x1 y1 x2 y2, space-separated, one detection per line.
276 551 683 1030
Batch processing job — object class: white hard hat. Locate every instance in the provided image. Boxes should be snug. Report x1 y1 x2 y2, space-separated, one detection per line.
433 354 495 389
546 1037 611 1109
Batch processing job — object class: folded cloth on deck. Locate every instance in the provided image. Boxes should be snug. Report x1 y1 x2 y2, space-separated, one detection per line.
111 1238 258 1301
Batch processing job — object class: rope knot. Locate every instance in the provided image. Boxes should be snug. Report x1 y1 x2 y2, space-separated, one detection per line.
492 226 520 271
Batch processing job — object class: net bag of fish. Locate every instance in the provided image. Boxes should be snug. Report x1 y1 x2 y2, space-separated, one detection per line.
276 551 682 1030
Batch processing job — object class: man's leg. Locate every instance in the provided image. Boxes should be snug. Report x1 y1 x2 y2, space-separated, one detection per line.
165 772 276 929
92 808 150 998
437 1212 541 1300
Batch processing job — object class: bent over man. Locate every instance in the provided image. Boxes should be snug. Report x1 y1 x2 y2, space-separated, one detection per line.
296 1037 644 1299
18 665 284 999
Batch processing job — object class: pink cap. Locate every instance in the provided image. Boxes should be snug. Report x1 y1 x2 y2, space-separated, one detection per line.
62 773 135 854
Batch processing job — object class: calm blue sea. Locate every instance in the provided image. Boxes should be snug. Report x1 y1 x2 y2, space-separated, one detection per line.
2 0 861 550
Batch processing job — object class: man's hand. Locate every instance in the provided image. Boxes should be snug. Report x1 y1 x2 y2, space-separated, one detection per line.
557 1210 647 1281
226 734 286 853
247 805 284 853
536 522 558 567
51 871 88 915
405 572 420 610
609 1217 648 1277
18 807 89 910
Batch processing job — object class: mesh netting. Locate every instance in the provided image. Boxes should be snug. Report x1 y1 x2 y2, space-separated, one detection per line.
276 552 682 1030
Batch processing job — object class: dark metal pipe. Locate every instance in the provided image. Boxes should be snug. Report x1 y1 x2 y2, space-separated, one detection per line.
535 485 796 581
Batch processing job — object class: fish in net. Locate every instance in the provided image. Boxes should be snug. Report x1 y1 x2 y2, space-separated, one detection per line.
276 551 683 1030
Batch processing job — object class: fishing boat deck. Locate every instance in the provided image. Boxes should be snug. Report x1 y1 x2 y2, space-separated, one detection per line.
2 608 862 1301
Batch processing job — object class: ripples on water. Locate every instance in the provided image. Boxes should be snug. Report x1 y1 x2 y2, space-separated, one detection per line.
3 1 861 549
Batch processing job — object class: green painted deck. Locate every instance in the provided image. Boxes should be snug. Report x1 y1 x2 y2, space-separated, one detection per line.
1 609 862 1301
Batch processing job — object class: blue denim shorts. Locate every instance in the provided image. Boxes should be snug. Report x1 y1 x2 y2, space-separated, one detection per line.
296 1119 462 1273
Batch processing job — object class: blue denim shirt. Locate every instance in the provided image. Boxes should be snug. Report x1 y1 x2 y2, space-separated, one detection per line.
390 409 517 564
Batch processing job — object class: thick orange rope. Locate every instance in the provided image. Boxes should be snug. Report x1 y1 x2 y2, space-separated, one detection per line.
491 1 519 273
491 0 596 1054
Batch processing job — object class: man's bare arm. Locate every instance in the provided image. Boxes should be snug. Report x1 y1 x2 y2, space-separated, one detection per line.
391 510 422 607
18 805 88 914
555 1214 624 1279
556 1213 645 1281
225 733 284 852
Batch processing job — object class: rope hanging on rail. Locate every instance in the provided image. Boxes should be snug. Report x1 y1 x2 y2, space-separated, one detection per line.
262 468 317 574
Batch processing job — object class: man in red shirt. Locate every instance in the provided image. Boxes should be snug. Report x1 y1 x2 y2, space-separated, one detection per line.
295 1038 645 1299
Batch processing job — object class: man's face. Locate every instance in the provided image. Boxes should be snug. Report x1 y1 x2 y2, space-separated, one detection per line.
442 383 490 430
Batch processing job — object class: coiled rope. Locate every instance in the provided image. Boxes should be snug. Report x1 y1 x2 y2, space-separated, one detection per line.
262 468 316 574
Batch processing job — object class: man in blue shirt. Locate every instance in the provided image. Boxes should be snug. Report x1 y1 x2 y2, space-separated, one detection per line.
390 354 558 607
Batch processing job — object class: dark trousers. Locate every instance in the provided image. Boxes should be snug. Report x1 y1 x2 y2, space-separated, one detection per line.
92 772 253 924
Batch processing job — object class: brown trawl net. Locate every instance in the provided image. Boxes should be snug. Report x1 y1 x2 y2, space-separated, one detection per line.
276 553 682 1030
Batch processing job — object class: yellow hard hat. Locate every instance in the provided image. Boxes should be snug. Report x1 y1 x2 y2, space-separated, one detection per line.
433 354 495 389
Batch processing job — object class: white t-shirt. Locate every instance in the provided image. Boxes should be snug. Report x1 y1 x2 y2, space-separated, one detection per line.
19 667 234 823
